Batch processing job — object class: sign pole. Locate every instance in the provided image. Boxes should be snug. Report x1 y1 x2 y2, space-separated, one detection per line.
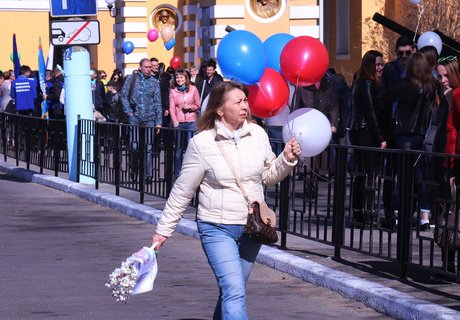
63 46 94 183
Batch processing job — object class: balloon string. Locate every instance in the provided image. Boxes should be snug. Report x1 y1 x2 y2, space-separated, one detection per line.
413 4 425 43
288 76 301 140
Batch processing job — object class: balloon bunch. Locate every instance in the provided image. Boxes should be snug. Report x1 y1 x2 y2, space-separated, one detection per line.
160 27 175 51
217 30 331 156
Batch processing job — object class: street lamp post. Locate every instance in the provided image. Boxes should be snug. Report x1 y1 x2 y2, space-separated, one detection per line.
105 0 119 18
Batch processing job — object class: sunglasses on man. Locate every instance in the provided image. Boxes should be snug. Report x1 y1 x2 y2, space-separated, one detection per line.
397 50 412 57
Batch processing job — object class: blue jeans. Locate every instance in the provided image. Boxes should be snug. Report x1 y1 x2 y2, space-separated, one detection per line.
128 115 156 177
175 121 196 177
266 125 283 156
197 221 262 320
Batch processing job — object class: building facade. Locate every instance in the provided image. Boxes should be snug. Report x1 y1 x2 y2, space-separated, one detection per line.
0 0 422 81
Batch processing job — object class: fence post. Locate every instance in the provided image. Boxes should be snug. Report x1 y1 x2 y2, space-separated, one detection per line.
76 116 81 183
139 125 146 204
1 113 7 162
94 120 100 190
333 145 347 259
398 148 412 279
165 129 174 195
14 114 19 166
39 119 46 174
25 117 31 170
279 172 290 248
114 123 121 196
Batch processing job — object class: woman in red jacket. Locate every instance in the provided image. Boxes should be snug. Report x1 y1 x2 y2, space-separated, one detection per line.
169 69 200 177
446 87 460 188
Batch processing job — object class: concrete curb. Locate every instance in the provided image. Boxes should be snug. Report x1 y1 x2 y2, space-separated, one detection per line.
1 162 459 320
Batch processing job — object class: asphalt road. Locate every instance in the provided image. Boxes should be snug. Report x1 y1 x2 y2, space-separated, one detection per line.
0 172 389 320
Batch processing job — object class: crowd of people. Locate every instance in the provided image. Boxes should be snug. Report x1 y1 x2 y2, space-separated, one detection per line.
349 36 460 273
2 39 460 317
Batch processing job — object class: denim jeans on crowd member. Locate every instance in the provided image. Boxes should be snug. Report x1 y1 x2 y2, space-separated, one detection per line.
174 121 196 177
266 125 284 156
128 115 156 178
197 221 262 320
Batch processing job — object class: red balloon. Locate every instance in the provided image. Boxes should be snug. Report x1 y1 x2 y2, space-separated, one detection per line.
248 68 289 118
280 36 329 86
170 56 182 70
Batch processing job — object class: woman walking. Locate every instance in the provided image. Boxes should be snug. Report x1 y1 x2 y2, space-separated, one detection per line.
153 82 301 319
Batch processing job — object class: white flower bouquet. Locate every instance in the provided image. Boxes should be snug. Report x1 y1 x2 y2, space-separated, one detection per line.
105 244 158 303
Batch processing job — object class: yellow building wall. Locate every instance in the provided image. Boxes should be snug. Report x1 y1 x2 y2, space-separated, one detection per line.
94 10 117 75
0 11 50 72
326 0 387 84
145 0 184 65
0 9 116 74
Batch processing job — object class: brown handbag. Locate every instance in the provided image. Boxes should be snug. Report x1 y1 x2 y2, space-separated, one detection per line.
215 136 279 244
245 200 279 244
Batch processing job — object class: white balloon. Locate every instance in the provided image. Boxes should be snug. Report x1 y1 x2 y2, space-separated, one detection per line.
417 31 442 55
282 108 332 157
409 0 421 4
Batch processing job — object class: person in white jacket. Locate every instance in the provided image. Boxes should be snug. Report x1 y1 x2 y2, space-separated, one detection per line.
153 82 301 320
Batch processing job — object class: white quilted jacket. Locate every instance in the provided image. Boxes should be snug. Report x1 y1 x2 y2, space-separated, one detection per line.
155 120 297 237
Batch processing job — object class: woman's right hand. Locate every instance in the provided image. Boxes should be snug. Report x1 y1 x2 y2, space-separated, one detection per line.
152 233 168 250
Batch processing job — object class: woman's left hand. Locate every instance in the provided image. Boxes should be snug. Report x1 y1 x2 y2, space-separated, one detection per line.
283 137 301 162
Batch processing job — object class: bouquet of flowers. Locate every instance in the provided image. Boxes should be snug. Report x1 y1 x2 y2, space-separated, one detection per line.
105 244 158 303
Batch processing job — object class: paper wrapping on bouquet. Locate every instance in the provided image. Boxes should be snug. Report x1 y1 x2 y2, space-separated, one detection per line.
129 244 158 295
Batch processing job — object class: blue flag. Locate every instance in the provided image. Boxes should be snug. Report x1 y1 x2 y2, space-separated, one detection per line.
38 37 49 119
12 34 21 79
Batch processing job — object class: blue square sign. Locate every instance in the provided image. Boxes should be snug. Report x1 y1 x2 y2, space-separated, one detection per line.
50 0 98 17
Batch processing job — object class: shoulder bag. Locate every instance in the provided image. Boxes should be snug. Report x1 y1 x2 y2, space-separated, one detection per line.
215 137 278 244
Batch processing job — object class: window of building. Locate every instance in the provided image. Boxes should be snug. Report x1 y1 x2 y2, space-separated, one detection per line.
336 0 350 58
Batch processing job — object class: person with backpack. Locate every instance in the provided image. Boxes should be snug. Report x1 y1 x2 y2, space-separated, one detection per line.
120 58 162 183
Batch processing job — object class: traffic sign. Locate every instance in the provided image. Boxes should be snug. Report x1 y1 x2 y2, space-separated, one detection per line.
50 0 98 17
50 20 100 46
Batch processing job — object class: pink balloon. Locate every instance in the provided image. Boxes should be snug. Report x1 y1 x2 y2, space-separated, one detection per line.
147 29 159 42
161 27 174 43
280 36 329 86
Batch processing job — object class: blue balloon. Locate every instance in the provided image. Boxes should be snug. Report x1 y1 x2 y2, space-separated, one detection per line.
164 38 176 51
122 41 134 54
263 33 295 72
217 30 265 85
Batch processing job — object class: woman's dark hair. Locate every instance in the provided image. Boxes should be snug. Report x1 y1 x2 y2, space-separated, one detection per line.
407 52 435 93
419 46 438 70
354 50 383 86
196 82 252 132
170 69 191 92
407 51 438 109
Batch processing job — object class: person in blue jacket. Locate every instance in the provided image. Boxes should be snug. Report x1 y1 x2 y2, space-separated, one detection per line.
10 65 37 116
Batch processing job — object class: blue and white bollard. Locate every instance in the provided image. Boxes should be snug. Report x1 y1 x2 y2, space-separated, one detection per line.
63 46 94 183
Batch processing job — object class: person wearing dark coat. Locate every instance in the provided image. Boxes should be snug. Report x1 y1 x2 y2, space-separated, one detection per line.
159 66 174 128
196 59 223 106
349 50 387 226
292 75 339 134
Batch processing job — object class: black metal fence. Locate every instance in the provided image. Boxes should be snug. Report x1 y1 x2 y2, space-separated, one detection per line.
0 113 67 175
1 112 459 280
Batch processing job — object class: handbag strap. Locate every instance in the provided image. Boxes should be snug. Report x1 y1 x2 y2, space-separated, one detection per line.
214 131 251 207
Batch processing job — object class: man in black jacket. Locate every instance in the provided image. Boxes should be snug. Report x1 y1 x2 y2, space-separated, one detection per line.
196 59 223 107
